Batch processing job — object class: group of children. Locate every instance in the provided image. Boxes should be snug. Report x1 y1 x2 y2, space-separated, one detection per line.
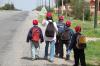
26 12 86 66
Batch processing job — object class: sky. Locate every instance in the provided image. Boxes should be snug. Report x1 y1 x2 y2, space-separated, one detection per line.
12 0 37 11
0 0 55 11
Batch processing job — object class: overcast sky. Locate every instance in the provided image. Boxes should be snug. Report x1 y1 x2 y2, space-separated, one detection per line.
0 0 55 11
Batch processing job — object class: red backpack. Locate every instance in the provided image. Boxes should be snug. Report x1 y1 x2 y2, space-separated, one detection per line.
32 27 40 42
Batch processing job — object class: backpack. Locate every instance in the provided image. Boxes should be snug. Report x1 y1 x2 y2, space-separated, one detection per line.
32 27 40 42
45 22 55 37
76 34 86 49
61 29 70 40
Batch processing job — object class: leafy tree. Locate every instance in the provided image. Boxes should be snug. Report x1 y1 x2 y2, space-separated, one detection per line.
0 3 15 10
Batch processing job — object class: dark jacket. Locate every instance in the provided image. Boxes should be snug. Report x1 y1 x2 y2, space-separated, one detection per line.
26 26 44 43
57 22 65 33
69 32 81 50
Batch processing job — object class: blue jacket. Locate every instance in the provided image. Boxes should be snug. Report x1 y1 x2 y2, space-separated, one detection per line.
57 22 65 33
26 26 44 43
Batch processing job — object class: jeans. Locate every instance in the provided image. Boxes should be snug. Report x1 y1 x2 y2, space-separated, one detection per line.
45 40 55 61
31 41 39 59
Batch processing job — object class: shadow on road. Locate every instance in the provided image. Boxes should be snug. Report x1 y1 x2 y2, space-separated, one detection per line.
21 57 46 61
21 57 32 61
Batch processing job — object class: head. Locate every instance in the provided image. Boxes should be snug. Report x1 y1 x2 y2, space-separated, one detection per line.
66 20 71 27
59 16 64 22
75 25 81 33
46 12 53 20
32 20 38 25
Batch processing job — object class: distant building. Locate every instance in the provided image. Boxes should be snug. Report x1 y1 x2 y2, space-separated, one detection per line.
89 0 100 15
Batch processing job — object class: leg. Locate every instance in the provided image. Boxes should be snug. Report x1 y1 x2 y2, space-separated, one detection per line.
44 41 49 58
55 35 60 56
73 49 80 66
31 41 36 59
49 40 55 62
65 41 70 60
59 40 64 58
35 47 40 59
80 49 86 66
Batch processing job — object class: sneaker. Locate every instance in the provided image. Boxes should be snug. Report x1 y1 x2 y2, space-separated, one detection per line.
49 60 54 63
32 58 35 61
66 55 70 60
59 56 63 59
55 54 58 57
44 56 48 60
35 55 39 60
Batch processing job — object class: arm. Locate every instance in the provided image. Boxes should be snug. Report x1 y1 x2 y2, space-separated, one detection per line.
68 34 76 50
39 28 44 43
54 22 58 33
26 28 32 43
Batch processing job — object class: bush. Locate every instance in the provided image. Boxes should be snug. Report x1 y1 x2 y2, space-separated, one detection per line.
0 3 15 10
84 3 91 21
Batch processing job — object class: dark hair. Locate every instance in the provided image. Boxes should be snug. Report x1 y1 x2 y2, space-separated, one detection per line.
46 16 53 20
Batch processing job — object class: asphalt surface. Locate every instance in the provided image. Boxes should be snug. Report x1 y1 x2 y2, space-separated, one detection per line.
0 11 29 66
0 11 74 66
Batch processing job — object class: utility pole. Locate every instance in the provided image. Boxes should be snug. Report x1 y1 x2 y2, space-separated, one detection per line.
57 0 60 17
52 0 53 7
94 0 98 28
45 0 46 7
49 0 50 11
42 0 43 7
61 0 63 15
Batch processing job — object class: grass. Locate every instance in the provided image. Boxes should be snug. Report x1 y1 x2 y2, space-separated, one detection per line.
38 12 100 66
70 19 100 37
85 41 100 66
38 13 100 37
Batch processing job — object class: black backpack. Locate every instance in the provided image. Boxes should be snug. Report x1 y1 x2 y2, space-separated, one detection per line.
61 29 70 40
45 22 55 37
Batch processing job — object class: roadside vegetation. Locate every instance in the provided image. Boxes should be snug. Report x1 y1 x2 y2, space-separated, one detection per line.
86 41 100 66
38 0 100 65
0 3 15 10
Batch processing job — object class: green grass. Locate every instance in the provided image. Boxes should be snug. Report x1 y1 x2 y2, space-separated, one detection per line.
98 16 100 20
85 41 100 66
70 20 100 37
38 12 100 37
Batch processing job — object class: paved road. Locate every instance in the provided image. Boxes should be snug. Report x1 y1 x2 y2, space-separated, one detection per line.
0 11 29 66
0 11 74 66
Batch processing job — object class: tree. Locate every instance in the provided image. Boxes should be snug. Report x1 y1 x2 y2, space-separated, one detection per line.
70 0 85 19
0 3 15 10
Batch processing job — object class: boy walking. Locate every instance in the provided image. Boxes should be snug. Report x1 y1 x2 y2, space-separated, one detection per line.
26 20 44 60
55 16 65 57
59 20 74 60
69 25 86 66
44 12 58 62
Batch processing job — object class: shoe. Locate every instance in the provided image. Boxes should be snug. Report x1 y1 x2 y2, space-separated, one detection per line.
32 58 35 61
59 56 63 58
55 54 58 57
49 60 54 63
35 55 39 60
44 56 48 60
66 55 70 60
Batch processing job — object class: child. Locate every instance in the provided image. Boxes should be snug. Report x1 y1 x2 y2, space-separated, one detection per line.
59 20 74 60
55 16 65 57
26 20 44 60
44 12 58 62
69 25 86 66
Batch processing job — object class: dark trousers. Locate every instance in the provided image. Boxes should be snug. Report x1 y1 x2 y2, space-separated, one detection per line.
55 34 61 55
59 40 70 58
73 49 86 66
